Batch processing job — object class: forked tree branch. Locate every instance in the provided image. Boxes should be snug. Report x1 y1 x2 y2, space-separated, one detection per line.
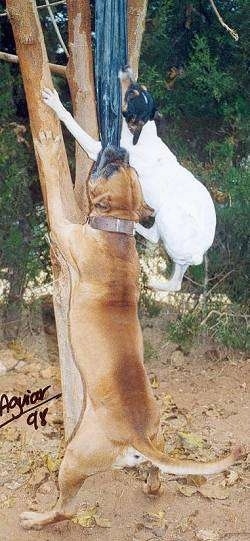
0 1 66 17
44 0 69 56
209 0 239 41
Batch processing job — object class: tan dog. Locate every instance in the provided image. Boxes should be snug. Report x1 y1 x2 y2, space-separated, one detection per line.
20 132 242 530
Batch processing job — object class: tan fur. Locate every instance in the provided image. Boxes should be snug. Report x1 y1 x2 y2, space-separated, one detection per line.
20 132 244 531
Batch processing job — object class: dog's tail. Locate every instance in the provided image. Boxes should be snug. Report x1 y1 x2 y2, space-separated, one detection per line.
133 437 243 475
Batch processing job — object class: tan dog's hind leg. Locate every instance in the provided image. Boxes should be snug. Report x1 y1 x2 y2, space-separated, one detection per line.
20 450 88 530
20 411 116 530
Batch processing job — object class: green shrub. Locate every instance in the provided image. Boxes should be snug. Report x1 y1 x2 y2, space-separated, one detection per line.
167 312 201 353
166 301 249 352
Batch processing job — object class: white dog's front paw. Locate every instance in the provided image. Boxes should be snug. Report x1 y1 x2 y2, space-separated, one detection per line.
42 87 64 115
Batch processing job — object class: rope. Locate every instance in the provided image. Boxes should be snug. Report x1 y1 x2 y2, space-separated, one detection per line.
95 0 128 148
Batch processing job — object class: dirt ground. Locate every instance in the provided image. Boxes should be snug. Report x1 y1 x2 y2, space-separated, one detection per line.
0 308 249 541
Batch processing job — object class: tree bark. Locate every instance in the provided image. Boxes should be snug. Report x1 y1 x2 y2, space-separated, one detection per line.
66 0 98 216
128 0 148 78
6 0 83 441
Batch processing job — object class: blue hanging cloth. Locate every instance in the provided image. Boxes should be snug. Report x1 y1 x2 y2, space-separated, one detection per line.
95 0 128 149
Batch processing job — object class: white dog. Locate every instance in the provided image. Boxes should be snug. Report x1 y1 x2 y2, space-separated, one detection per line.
42 83 216 292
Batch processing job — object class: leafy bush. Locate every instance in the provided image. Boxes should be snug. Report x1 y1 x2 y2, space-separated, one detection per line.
139 1 249 307
166 301 249 352
0 63 49 337
167 311 201 353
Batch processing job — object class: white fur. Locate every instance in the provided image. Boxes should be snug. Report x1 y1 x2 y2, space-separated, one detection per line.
42 89 216 291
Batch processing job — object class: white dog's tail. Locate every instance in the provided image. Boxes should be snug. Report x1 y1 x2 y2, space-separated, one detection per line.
133 437 243 475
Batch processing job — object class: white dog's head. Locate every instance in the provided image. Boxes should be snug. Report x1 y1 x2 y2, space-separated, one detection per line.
123 82 157 144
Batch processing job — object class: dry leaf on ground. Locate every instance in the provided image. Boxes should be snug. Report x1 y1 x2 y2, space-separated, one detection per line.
178 431 205 452
142 509 167 535
198 484 230 500
188 475 207 487
161 393 178 416
196 529 219 540
178 484 198 497
150 374 159 388
94 515 111 528
0 495 15 509
44 453 61 473
178 478 231 500
72 505 111 529
72 506 97 528
223 470 239 486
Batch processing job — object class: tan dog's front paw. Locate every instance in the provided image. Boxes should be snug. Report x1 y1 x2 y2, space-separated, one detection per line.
20 509 70 529
20 511 44 530
35 130 61 159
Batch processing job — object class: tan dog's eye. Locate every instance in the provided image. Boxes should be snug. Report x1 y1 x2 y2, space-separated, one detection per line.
93 195 110 212
95 203 109 210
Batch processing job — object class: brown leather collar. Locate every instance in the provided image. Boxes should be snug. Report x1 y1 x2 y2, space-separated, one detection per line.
87 215 135 236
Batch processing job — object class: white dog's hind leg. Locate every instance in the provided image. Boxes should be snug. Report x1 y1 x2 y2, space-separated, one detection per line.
135 222 160 243
149 262 189 292
136 224 188 292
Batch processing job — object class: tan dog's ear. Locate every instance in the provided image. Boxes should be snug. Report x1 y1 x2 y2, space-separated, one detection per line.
129 168 155 220
139 201 155 219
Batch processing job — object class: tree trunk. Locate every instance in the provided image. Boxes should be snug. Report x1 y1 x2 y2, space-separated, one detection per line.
6 0 83 441
66 0 98 216
6 0 148 441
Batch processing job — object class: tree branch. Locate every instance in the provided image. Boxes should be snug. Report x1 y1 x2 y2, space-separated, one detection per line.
44 0 69 57
38 0 66 7
209 0 239 41
0 1 67 17
0 50 66 76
